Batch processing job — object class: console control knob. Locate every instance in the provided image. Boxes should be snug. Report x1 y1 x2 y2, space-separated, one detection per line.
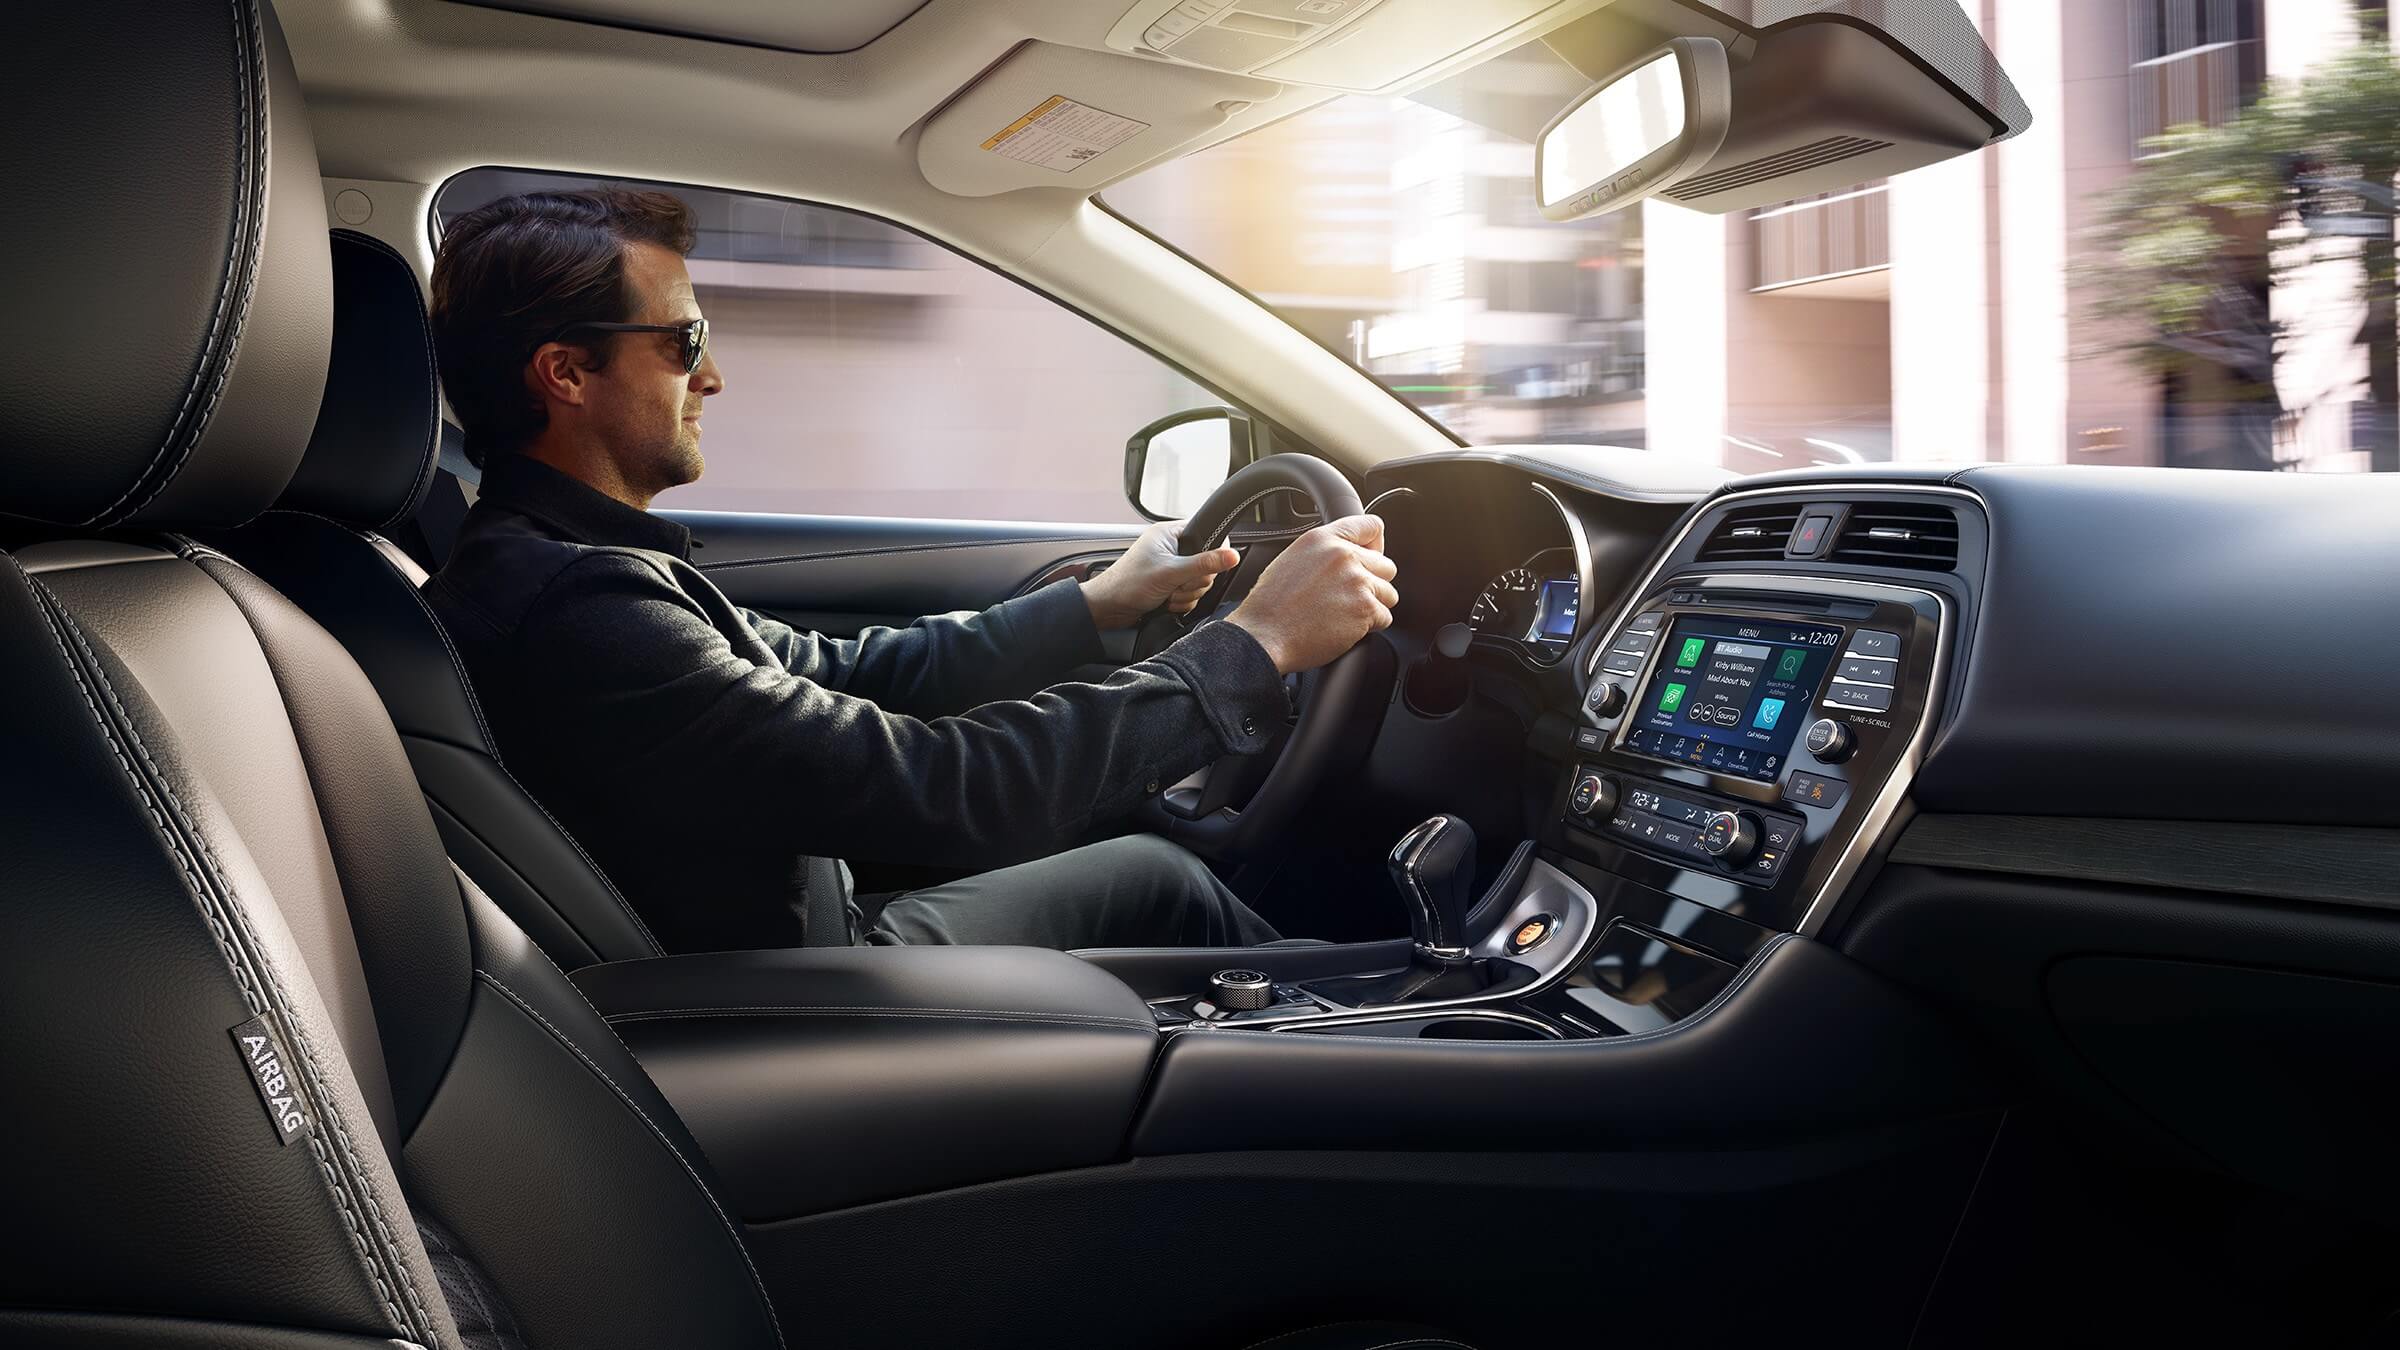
1700 810 1760 866
1585 680 1627 718
1207 968 1275 1012
1804 718 1855 763
1569 770 1617 818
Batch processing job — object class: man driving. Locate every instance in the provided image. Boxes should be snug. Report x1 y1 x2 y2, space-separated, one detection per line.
423 188 1398 953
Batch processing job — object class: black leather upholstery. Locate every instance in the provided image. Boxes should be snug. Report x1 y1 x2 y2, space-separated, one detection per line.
282 230 442 531
575 946 1162 1219
212 224 663 969
0 2 329 531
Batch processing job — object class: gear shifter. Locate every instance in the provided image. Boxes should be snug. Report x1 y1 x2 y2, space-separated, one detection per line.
1389 814 1477 965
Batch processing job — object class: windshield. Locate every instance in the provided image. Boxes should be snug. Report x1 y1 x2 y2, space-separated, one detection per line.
1107 5 2398 477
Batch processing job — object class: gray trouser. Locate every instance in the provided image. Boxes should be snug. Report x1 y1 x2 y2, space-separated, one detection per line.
865 834 1282 949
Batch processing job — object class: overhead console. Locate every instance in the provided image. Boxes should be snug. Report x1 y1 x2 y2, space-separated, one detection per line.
1553 488 1984 936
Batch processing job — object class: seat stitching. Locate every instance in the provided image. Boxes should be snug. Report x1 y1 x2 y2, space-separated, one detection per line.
325 230 442 533
91 0 267 529
281 508 665 959
416 1216 506 1343
17 564 418 1341
473 969 788 1350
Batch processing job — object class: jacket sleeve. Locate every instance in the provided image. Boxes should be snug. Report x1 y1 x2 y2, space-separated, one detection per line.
514 553 1286 870
739 578 1106 718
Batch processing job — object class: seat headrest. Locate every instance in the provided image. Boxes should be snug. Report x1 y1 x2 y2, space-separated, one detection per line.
279 231 442 530
0 2 330 532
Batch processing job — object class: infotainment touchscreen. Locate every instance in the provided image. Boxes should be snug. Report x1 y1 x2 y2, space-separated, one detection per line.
1621 616 1842 782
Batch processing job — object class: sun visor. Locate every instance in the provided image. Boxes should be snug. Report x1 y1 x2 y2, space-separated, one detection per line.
918 42 1280 197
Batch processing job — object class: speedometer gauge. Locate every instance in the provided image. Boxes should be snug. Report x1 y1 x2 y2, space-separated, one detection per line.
1470 568 1540 637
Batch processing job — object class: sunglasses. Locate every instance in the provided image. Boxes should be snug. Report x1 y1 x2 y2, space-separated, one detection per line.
546 317 710 375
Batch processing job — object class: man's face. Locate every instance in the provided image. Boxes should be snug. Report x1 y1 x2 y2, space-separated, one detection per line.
583 240 723 496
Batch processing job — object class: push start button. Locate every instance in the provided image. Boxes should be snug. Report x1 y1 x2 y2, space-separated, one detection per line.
1506 913 1559 955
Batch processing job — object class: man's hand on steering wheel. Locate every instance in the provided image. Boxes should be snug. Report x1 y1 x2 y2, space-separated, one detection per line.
1082 519 1243 630
1227 514 1398 675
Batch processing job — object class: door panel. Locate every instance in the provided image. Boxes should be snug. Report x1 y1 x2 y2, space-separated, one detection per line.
667 510 1139 638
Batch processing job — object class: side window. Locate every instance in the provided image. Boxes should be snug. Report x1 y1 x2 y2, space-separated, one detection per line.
435 168 1216 524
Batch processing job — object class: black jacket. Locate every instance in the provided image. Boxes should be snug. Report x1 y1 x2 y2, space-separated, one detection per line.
422 455 1287 953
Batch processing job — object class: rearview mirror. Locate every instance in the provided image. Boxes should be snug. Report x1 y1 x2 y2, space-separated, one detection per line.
1536 36 1731 222
1125 407 1251 521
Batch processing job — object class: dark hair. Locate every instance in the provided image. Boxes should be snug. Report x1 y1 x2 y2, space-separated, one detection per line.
430 188 697 466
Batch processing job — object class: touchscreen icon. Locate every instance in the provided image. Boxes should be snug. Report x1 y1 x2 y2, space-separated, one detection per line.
1658 682 1687 714
1753 697 1786 731
1676 637 1707 669
1774 648 1807 681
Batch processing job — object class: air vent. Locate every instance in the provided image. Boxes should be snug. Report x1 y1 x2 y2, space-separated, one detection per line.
1827 503 1960 571
1695 506 1802 562
1664 137 1894 201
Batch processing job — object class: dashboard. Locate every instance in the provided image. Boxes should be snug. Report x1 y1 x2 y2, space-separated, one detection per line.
1339 444 2400 1280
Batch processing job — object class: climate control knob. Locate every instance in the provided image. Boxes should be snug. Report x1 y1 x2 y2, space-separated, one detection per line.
1699 810 1760 866
1804 718 1855 763
1568 770 1617 818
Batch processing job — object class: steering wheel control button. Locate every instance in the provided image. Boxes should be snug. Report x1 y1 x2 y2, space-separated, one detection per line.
1803 717 1855 762
1207 969 1275 1011
1699 810 1760 866
1586 680 1627 718
1845 629 1902 659
1568 770 1616 818
1507 913 1558 955
1784 771 1848 809
1821 679 1895 713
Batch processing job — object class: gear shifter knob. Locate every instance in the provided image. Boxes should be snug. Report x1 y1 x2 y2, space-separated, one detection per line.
1389 814 1477 964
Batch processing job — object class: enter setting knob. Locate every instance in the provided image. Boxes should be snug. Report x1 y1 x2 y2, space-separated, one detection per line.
1804 717 1855 762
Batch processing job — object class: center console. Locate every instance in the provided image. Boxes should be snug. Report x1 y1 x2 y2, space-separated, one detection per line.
1565 571 1950 935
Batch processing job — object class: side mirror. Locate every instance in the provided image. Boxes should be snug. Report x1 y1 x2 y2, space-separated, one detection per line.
1125 407 1251 521
1536 36 1732 222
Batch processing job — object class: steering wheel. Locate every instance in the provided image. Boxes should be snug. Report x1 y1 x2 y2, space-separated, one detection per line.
1131 453 1384 862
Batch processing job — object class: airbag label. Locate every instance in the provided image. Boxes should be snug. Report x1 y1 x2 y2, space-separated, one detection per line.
981 95 1149 173
229 1013 312 1147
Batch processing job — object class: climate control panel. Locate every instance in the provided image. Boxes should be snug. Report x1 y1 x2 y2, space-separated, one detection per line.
1566 767 1804 883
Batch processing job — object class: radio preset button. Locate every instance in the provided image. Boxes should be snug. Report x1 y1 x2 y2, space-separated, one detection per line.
1846 629 1902 659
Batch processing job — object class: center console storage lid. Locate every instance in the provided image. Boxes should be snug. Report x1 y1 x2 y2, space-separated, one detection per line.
575 946 1158 1220
1129 936 1994 1156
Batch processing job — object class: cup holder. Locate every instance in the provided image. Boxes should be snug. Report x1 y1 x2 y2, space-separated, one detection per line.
1416 1016 1552 1041
1291 1013 1560 1041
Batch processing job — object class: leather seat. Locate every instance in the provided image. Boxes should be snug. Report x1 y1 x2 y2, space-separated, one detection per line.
0 6 1466 1347
209 230 666 970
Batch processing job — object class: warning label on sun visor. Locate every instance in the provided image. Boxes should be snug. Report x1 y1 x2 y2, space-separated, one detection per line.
981 96 1149 173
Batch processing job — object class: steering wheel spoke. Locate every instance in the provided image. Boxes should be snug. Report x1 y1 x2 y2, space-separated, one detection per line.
1130 454 1388 863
